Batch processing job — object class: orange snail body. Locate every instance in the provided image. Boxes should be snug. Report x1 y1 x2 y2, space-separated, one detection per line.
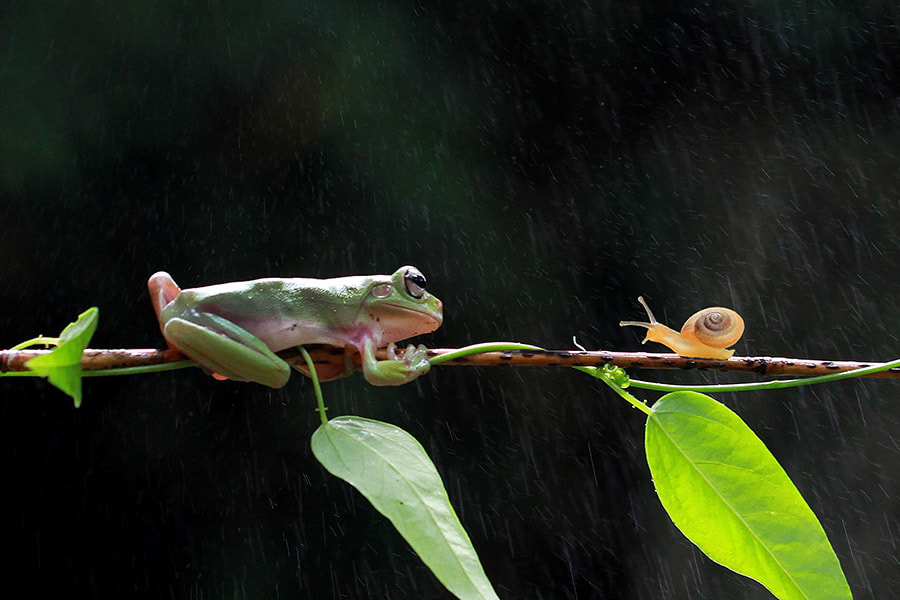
619 297 744 359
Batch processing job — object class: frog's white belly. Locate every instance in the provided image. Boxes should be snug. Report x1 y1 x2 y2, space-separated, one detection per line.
245 318 374 352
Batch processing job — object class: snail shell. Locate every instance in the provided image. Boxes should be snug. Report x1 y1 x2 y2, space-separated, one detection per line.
681 307 744 348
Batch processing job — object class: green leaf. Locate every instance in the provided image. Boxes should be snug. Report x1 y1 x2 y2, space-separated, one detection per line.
311 416 499 600
645 391 852 600
25 307 99 407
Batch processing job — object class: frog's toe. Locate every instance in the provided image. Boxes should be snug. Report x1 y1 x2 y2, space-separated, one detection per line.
402 344 430 366
402 343 424 360
386 342 399 360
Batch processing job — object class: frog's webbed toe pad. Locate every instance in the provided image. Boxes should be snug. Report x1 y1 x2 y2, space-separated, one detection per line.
164 318 291 389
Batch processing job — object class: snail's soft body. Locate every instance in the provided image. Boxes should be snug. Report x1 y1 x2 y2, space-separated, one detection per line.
619 297 744 360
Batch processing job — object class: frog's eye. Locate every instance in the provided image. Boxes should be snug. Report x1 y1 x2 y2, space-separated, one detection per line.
404 268 427 299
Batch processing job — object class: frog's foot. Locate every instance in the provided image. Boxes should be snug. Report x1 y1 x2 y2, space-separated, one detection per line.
148 272 184 351
148 272 181 319
364 342 431 386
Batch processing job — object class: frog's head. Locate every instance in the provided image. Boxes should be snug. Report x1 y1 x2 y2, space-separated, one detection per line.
364 266 443 342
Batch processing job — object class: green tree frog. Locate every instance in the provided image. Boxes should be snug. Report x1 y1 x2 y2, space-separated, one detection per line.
148 266 443 388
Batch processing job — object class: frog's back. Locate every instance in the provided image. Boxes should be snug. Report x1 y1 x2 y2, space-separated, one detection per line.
167 275 378 350
178 277 358 316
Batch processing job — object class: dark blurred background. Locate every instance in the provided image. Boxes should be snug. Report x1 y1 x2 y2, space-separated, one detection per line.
2 1 898 598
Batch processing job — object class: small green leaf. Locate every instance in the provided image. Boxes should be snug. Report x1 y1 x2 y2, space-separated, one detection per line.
25 307 99 407
646 391 852 600
576 364 631 387
311 416 499 600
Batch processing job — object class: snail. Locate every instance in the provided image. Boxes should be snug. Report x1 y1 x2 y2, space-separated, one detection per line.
619 296 744 360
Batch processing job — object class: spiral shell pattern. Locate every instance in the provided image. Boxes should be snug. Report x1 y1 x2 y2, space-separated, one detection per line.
681 307 744 348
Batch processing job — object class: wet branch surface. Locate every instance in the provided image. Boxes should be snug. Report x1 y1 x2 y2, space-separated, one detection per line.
2 346 899 378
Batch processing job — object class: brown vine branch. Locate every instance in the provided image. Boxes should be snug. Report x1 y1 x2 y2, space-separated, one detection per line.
2 346 899 378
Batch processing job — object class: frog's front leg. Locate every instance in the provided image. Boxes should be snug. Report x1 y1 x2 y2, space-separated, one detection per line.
164 312 291 389
359 338 431 386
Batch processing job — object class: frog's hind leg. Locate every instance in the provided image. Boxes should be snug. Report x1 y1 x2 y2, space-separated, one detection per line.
164 314 291 389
